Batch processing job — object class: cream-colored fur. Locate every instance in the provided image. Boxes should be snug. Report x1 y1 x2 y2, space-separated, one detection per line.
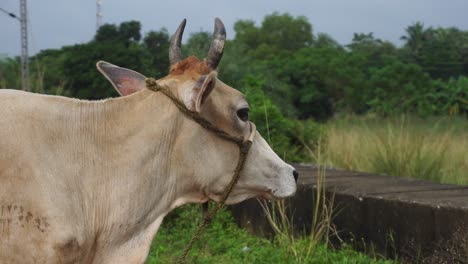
0 63 296 263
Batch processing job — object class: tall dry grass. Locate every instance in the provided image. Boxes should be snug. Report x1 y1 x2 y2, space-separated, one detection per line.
260 148 339 263
319 115 468 185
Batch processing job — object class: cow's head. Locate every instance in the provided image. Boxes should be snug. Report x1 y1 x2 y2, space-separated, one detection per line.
96 18 297 205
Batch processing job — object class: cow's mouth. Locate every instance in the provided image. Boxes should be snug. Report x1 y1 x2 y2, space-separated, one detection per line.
207 183 295 205
258 191 277 201
206 187 273 204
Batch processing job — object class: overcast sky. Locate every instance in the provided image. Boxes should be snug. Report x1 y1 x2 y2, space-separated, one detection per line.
1 0 468 57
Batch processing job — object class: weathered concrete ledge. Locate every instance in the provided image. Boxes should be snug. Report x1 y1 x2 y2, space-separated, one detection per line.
229 164 468 263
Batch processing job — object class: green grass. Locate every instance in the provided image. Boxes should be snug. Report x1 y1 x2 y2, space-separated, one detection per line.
318 115 468 185
147 205 393 263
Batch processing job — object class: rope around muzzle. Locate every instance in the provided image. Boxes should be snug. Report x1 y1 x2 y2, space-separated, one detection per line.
145 78 254 264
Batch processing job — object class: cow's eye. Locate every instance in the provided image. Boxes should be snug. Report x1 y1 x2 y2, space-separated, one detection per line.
236 108 249 122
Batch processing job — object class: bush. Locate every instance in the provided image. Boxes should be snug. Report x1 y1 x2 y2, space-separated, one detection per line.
367 60 434 116
242 75 325 162
431 76 468 115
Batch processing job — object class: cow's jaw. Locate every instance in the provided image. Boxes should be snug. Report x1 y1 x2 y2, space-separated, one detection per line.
203 132 297 205
244 132 297 198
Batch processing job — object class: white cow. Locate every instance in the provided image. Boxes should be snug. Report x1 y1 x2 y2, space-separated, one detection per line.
0 18 297 263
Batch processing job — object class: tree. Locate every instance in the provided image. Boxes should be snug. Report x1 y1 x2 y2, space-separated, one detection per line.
61 21 152 99
243 75 325 161
431 76 468 115
243 75 296 161
260 12 313 51
347 32 398 72
30 49 69 95
233 20 261 51
234 13 313 60
400 22 429 59
183 31 211 60
418 28 466 79
401 23 468 80
282 47 367 119
367 59 434 116
144 29 170 78
95 24 120 42
314 33 341 49
0 57 21 89
119 21 141 42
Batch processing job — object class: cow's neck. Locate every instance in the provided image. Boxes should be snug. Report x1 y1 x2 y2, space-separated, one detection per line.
68 89 205 244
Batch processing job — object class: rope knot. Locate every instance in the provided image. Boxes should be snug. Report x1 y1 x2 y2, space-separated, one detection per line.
145 78 163 92
240 141 252 155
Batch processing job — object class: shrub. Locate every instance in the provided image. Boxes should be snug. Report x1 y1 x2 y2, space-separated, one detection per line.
242 75 325 162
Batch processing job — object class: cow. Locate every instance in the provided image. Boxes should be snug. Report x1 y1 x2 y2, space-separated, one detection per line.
0 18 297 263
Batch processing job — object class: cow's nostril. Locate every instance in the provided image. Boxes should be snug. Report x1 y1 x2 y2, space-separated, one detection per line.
293 170 299 183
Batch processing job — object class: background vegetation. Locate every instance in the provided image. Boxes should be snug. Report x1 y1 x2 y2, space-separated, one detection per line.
320 115 468 185
1 13 467 168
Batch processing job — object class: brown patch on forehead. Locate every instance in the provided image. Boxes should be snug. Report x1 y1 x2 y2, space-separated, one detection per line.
169 56 211 76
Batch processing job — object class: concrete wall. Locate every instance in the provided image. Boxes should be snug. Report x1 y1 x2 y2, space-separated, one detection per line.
229 165 468 263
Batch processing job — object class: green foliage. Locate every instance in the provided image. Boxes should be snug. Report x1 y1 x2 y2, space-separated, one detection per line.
2 13 465 165
314 33 341 49
367 60 434 116
0 57 20 88
431 76 468 115
183 31 211 60
147 205 393 263
59 21 153 99
234 13 313 60
143 29 170 78
21 21 168 99
347 33 398 72
1 12 467 126
242 75 324 162
119 21 142 42
61 41 151 99
94 24 120 42
95 21 141 43
243 75 293 159
400 22 468 80
260 12 313 51
283 46 368 118
29 49 68 94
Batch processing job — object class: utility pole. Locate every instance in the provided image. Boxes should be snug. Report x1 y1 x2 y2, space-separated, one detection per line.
20 0 29 91
0 2 29 91
96 0 102 31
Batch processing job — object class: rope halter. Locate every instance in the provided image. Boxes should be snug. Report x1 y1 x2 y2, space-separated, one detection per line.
145 78 256 263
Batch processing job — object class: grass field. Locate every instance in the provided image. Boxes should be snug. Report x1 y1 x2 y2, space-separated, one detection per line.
147 205 394 264
317 115 468 185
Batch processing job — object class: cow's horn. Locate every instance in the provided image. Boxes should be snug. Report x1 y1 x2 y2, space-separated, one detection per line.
206 17 226 70
169 19 186 65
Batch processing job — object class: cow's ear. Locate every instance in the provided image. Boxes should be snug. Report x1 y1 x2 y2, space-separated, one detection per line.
96 61 146 96
184 71 217 112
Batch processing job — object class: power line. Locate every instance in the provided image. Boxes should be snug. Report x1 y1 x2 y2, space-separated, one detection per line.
0 6 19 20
